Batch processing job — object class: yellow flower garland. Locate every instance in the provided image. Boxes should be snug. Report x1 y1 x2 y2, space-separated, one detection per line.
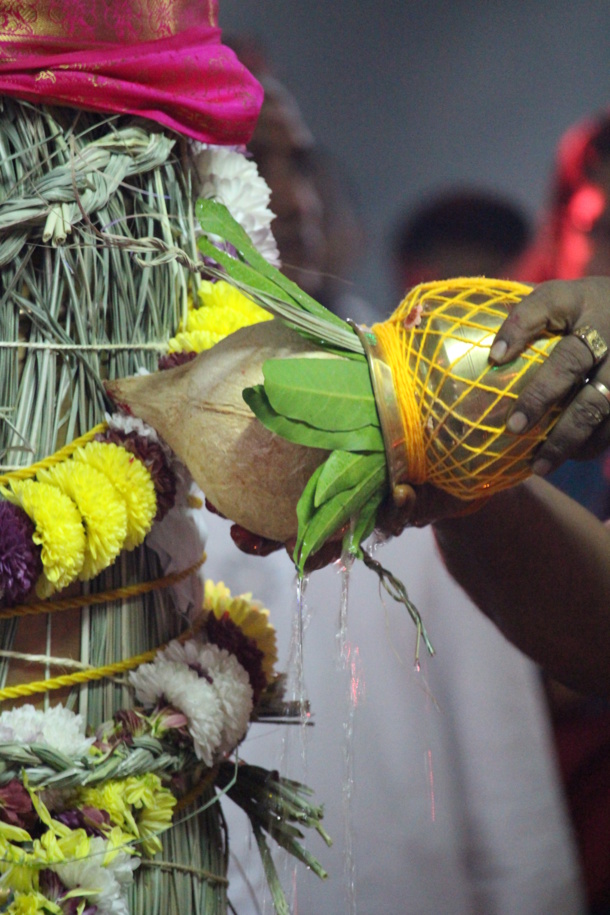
1 438 158 600
1 480 86 598
72 442 157 551
204 580 278 685
37 461 128 581
167 280 272 354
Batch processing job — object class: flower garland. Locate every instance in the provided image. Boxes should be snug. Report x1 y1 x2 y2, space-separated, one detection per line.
166 279 272 357
0 432 177 607
0 586 328 915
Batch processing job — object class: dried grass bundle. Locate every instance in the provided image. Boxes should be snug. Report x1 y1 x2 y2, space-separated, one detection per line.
0 97 228 913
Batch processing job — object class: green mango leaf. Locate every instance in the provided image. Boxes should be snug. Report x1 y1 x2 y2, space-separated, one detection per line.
295 461 387 573
314 451 385 507
196 199 348 329
243 386 384 452
343 488 385 560
262 358 379 432
295 463 326 559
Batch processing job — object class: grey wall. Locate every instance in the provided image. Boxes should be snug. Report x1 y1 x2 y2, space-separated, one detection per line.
219 1 610 314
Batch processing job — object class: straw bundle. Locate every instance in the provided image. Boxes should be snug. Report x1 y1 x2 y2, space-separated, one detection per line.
0 97 227 913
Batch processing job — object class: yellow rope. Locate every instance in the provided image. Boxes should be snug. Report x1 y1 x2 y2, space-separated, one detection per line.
0 423 107 485
0 554 206 620
0 647 160 702
0 555 206 703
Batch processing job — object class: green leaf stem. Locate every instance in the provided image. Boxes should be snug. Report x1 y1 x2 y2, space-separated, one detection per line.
342 488 386 560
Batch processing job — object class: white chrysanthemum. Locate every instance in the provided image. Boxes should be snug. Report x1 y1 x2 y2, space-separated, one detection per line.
129 658 224 767
196 145 280 266
52 836 137 915
0 704 94 757
106 412 161 447
161 640 253 756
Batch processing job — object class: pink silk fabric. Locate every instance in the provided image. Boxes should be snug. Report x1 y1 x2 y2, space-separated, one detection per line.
0 2 263 144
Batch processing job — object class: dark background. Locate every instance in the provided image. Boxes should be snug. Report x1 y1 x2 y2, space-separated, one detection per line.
219 0 610 312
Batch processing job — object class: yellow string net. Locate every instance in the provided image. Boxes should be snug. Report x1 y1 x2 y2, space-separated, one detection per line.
370 277 562 500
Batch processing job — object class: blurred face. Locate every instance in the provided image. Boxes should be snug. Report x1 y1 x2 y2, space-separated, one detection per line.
399 243 518 292
249 86 326 296
555 159 610 278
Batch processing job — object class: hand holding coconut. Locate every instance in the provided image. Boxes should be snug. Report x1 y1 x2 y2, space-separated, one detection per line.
106 201 585 653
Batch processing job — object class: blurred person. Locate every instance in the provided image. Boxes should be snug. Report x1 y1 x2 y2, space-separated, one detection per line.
390 188 531 291
507 110 610 915
203 48 583 914
516 110 610 519
517 112 610 284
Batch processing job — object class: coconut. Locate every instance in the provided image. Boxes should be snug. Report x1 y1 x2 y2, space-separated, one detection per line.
106 320 330 542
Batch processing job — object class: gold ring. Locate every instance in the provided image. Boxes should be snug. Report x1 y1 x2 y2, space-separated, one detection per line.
588 378 610 403
572 325 609 365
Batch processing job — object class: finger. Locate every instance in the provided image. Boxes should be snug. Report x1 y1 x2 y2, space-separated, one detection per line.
375 485 417 537
489 280 581 364
504 332 600 434
530 378 610 473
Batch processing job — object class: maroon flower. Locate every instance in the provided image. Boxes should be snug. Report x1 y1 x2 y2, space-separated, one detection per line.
0 779 37 830
158 351 198 371
40 869 98 914
55 805 111 837
95 706 150 750
0 501 42 606
206 611 267 703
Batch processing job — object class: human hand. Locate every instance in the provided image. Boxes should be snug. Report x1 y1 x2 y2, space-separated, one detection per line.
489 277 610 473
375 483 488 539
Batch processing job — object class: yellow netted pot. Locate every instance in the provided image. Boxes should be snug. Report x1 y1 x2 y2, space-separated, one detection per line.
364 277 562 501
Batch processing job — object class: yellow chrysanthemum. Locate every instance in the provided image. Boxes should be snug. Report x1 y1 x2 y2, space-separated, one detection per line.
204 580 278 684
0 836 41 895
78 781 135 837
1 479 86 597
167 279 272 354
78 774 176 859
37 461 128 581
73 442 157 550
123 773 176 858
4 891 58 915
168 329 225 353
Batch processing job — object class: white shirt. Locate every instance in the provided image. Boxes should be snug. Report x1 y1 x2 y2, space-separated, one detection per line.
204 515 585 915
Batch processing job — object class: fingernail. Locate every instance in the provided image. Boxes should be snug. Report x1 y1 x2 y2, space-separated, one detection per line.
489 339 508 362
506 411 528 434
532 458 552 477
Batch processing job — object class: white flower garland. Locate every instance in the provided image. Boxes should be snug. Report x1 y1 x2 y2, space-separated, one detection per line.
51 836 138 915
194 144 280 267
0 704 94 758
130 638 253 766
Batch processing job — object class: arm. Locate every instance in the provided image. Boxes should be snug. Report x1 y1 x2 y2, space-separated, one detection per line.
433 476 610 696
